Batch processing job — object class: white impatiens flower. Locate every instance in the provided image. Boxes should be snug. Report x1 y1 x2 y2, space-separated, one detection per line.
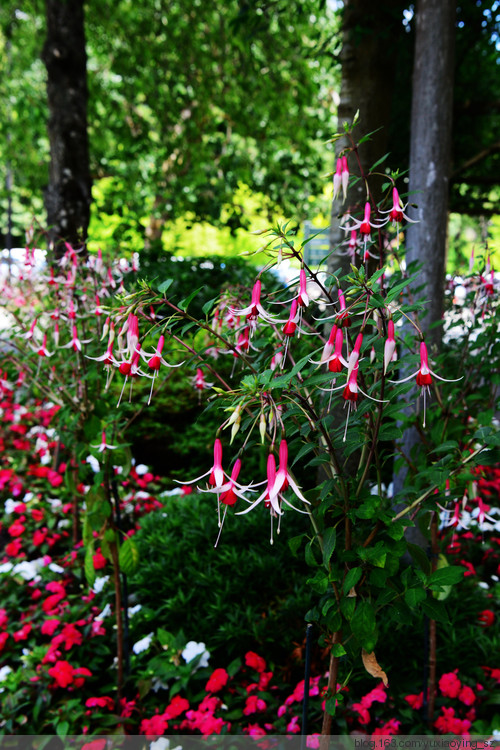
132 632 154 655
182 641 210 669
92 575 110 594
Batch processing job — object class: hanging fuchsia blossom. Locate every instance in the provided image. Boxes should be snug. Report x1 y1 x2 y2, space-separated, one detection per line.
311 325 347 373
283 299 299 337
230 279 275 330
381 186 415 225
176 438 226 492
35 334 53 358
91 431 118 452
390 340 461 426
141 335 183 405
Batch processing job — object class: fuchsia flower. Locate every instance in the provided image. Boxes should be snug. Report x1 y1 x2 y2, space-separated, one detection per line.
237 442 309 541
91 431 118 453
35 334 53 358
346 332 363 380
310 325 347 373
382 186 414 225
283 299 299 337
390 340 461 426
140 334 183 404
342 201 386 239
230 279 275 330
176 438 226 492
193 368 214 395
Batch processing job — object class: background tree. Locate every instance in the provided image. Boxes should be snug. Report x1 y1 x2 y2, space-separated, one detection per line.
42 0 91 256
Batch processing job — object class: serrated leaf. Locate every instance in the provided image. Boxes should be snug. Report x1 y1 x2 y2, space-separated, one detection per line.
119 537 140 575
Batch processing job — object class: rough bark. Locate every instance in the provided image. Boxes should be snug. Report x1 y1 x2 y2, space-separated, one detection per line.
42 0 91 257
393 0 456 539
328 0 406 275
405 0 456 343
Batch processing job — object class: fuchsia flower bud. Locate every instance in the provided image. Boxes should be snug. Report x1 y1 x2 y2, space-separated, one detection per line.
347 333 363 379
383 319 397 374
359 202 373 236
283 299 298 337
297 269 309 308
333 158 342 201
341 156 349 200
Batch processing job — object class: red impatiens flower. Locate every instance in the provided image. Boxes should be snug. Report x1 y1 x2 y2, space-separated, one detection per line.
404 692 423 710
48 660 75 688
243 695 267 715
85 696 115 710
140 712 169 737
205 668 229 694
164 695 190 719
439 670 462 699
477 609 495 627
13 623 32 642
245 651 267 673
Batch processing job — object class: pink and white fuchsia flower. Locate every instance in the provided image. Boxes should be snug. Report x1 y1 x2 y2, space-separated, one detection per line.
237 440 310 523
91 431 118 453
230 279 276 331
390 341 461 426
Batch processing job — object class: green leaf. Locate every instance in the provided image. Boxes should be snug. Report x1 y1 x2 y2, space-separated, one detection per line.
431 440 459 454
421 599 450 623
428 566 465 589
332 643 347 657
404 588 426 607
343 567 362 594
119 537 140 575
306 570 329 594
351 601 376 644
179 286 204 311
56 722 69 738
288 535 303 556
322 527 337 568
158 278 174 294
324 695 337 716
84 544 96 588
407 543 431 575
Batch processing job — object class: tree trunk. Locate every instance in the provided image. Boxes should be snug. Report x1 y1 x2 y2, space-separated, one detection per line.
405 0 456 341
42 0 91 257
328 0 406 275
393 0 456 538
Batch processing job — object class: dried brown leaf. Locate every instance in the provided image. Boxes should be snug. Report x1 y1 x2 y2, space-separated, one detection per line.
362 649 388 687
